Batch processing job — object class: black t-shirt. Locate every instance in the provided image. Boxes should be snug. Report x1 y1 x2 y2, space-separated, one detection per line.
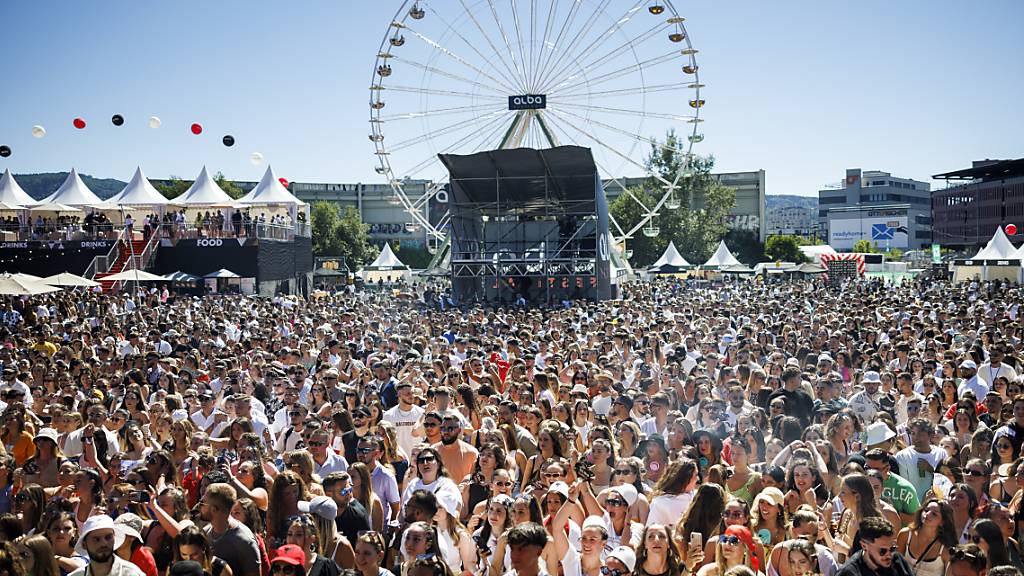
334 499 371 545
767 387 814 427
308 554 340 576
342 430 370 464
836 550 914 576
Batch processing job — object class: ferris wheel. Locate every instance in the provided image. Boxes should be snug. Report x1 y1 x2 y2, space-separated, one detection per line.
369 0 705 252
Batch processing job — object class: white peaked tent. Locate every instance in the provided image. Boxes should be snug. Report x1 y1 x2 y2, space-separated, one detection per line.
105 167 169 207
648 241 692 274
702 240 743 269
361 243 410 283
236 166 309 225
175 167 233 205
0 169 35 207
970 227 1017 260
36 168 102 207
954 227 1023 284
237 166 306 206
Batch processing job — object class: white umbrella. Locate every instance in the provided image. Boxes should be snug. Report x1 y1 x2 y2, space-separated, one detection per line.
42 272 101 287
8 272 42 282
203 268 241 279
0 274 61 296
100 269 170 282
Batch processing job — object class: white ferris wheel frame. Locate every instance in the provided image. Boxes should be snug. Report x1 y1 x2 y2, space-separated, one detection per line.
369 0 704 247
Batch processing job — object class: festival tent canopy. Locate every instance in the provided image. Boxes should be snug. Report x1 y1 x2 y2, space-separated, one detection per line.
0 274 61 296
313 267 345 277
101 269 170 282
785 262 827 274
971 227 1018 260
36 168 103 207
648 241 692 273
0 170 36 206
364 243 409 271
42 272 100 287
800 244 838 263
174 167 233 205
701 240 743 269
237 166 306 206
163 271 201 282
203 268 241 279
105 167 169 206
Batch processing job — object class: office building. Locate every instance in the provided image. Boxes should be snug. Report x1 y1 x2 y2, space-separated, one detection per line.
767 205 818 238
818 169 932 250
932 158 1024 248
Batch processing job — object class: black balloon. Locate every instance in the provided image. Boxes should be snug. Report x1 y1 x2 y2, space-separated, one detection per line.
111 114 125 126
0 146 10 158
222 135 235 147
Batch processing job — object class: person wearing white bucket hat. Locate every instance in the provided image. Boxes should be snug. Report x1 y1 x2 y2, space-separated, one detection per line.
69 515 145 576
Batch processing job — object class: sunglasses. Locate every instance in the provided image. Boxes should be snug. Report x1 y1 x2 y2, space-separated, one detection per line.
440 425 459 432
423 422 439 428
876 544 898 556
605 498 627 507
417 456 437 464
719 535 741 545
308 441 326 447
613 469 633 476
270 565 302 575
966 469 987 477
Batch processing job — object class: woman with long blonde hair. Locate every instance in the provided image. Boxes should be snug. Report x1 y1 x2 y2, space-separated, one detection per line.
16 534 60 576
350 462 385 532
266 471 310 548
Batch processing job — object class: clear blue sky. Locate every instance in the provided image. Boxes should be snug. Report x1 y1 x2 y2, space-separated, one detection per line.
0 1 1020 196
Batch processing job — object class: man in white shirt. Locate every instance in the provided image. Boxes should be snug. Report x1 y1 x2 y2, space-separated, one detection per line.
978 345 1017 387
382 381 424 457
957 360 987 399
893 418 948 501
310 428 348 478
275 404 309 454
63 405 121 459
191 391 229 436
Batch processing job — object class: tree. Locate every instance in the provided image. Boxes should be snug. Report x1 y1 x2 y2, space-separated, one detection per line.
310 202 378 266
395 244 432 269
154 177 190 200
764 235 808 263
852 239 877 253
724 229 766 265
609 129 735 266
214 172 245 200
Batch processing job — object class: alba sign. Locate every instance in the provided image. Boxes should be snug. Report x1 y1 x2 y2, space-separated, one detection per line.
508 94 547 110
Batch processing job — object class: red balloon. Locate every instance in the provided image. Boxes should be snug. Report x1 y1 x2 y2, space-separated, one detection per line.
190 123 203 135
73 118 86 129
1007 224 1018 236
279 177 289 188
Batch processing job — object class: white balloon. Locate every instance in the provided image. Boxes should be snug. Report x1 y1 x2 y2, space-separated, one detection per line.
31 125 46 138
148 116 162 129
250 152 264 166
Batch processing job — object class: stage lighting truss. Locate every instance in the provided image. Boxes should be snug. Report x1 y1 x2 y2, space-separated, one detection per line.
369 0 704 251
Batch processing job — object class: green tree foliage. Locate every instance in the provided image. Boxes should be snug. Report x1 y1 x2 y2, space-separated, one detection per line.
152 172 244 200
395 244 432 269
724 229 766 265
764 235 808 263
852 239 877 253
310 202 378 266
154 177 190 200
213 172 245 200
609 130 735 266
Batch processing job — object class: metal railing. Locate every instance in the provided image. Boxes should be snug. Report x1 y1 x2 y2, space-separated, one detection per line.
0 223 121 241
84 228 126 281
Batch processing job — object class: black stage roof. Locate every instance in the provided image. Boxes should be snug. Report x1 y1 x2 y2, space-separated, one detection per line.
439 146 599 213
933 158 1024 181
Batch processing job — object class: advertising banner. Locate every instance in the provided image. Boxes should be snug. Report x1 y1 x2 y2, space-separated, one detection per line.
829 211 909 250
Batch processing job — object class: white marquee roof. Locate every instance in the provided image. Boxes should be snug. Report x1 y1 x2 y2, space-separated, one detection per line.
105 167 169 206
650 241 692 269
972 227 1018 260
0 170 35 207
702 240 742 268
37 168 102 207
175 166 233 205
237 166 306 206
365 243 408 270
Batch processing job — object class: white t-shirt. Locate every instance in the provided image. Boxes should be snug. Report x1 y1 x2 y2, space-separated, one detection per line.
646 492 694 527
383 404 424 457
893 445 948 500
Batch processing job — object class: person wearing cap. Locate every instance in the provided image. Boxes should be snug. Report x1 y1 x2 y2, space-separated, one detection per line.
848 371 884 427
113 513 159 576
978 345 1017 389
23 427 61 488
268 544 307 576
957 360 987 401
606 546 637 576
68 515 145 576
191 389 229 437
199 483 262 576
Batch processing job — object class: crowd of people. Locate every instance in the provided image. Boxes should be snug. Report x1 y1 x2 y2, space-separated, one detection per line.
0 276 1018 576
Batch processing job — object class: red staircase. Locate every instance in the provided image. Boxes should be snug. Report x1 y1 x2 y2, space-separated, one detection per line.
95 239 148 292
